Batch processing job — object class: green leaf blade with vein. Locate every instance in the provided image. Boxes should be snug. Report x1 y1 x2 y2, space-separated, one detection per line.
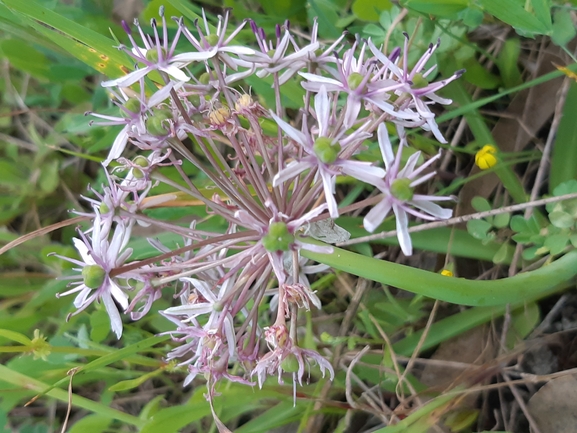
303 244 577 306
1 0 126 78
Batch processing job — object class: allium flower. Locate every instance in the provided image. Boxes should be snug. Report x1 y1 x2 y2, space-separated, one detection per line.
367 37 464 143
172 9 255 70
88 80 176 166
363 124 454 255
102 9 190 88
55 215 135 338
272 86 385 217
300 40 419 128
252 324 334 390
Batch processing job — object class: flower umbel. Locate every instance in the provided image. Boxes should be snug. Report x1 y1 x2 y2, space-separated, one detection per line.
54 9 461 426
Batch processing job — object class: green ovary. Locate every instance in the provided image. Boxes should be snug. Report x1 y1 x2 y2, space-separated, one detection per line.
281 353 299 373
391 178 414 201
82 265 106 289
262 222 294 252
313 137 341 164
411 73 429 89
121 98 141 116
347 72 364 90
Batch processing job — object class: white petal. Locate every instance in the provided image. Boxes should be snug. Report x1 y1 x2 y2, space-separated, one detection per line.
377 123 395 169
220 45 256 55
73 285 92 308
315 86 330 136
102 292 123 339
109 279 129 310
340 161 385 186
363 197 392 233
273 160 312 187
393 204 412 256
101 68 151 88
299 72 342 87
411 199 453 219
270 112 308 147
73 238 94 265
159 65 190 82
172 49 218 65
103 127 129 167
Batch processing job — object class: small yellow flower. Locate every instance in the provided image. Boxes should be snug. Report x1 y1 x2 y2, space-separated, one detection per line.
475 145 498 170
440 269 454 277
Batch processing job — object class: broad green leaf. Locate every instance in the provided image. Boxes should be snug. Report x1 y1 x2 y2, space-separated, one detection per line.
68 414 111 433
337 217 515 264
550 83 577 192
0 39 50 79
481 0 550 34
38 160 60 194
496 38 523 88
493 242 510 264
493 212 510 229
2 0 127 78
352 0 392 22
551 9 577 47
471 196 492 212
507 301 540 347
530 0 552 30
261 0 307 19
467 219 493 240
308 0 342 39
401 0 468 17
463 56 501 89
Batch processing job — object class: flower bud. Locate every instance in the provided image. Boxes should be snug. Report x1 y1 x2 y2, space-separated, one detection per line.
475 145 498 170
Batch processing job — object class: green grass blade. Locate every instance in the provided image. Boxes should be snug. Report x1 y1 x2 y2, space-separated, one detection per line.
0 364 144 427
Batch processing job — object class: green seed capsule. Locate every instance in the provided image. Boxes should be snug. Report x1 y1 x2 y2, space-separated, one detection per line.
133 155 149 168
199 72 211 85
146 109 172 136
281 354 299 373
82 265 106 289
313 137 341 164
391 178 414 201
262 222 294 252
